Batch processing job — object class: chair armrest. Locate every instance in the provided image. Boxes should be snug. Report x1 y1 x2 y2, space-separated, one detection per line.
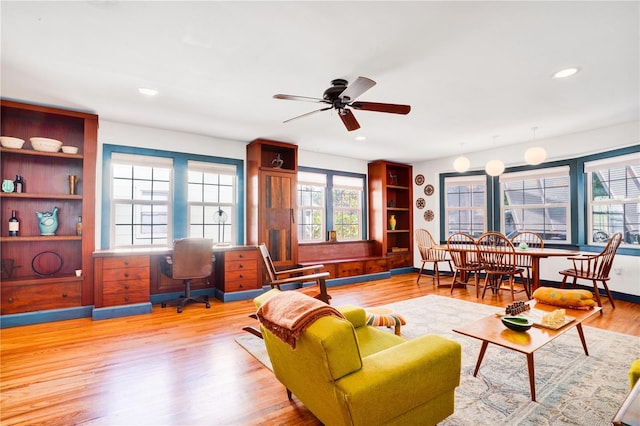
273 264 325 278
271 271 330 286
335 334 461 423
336 305 367 328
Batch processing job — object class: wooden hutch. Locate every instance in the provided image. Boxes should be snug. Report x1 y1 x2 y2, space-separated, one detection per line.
0 100 97 315
368 160 413 268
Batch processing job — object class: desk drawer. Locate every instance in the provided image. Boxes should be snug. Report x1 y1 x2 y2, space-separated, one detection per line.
225 269 259 292
102 256 149 270
225 250 257 263
102 278 149 306
102 266 150 282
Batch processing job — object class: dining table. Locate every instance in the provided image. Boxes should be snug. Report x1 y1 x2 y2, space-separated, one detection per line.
435 244 580 291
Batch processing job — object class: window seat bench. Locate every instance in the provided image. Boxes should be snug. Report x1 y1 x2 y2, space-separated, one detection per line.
298 240 389 279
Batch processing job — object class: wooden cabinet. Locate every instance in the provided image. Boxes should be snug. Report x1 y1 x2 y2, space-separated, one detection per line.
0 100 97 315
246 139 298 269
215 247 260 292
94 256 150 308
368 160 413 268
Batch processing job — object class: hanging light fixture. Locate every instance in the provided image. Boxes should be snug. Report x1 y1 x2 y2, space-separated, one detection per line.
524 126 547 165
485 136 505 176
485 159 505 176
453 143 470 172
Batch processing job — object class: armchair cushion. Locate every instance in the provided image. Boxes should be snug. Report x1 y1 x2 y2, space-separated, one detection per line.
532 286 597 308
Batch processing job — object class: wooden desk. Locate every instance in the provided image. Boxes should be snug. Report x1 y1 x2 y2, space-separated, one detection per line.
436 245 578 290
93 245 261 308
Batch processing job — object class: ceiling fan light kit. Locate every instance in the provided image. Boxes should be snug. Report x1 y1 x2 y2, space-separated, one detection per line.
274 76 411 131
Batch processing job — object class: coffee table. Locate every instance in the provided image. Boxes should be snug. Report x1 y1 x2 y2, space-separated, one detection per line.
453 301 602 401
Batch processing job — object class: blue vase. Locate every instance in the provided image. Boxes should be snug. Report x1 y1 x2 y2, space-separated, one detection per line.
36 207 59 235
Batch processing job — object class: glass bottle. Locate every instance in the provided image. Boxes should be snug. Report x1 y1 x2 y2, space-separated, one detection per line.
14 175 24 193
9 210 19 236
76 216 83 236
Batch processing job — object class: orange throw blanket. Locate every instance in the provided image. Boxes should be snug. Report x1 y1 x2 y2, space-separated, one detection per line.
256 291 345 349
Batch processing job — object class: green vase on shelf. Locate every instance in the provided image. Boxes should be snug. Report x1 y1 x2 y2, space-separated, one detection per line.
389 215 397 230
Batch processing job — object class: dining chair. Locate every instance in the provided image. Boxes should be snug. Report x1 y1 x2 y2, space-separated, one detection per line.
477 232 530 301
446 232 483 297
510 231 544 294
414 229 452 286
559 232 622 310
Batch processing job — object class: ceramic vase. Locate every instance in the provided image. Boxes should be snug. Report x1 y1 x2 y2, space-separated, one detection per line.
389 215 397 230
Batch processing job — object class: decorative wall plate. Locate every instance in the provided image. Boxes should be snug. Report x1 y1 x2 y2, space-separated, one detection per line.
414 174 425 186
416 198 426 209
424 209 435 222
424 184 434 196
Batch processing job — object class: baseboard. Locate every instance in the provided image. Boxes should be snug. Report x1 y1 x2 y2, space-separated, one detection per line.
0 306 93 328
92 303 152 320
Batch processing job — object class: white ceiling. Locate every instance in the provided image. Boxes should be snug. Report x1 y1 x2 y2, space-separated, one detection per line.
1 1 638 164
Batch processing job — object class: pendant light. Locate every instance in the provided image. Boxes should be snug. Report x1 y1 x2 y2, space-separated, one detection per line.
524 126 546 165
453 143 470 172
485 136 505 176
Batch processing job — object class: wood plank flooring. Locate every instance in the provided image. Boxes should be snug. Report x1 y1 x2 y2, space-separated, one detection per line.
2 273 639 425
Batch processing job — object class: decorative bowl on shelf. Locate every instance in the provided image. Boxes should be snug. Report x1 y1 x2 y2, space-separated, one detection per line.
501 316 533 332
30 137 62 152
61 145 79 154
0 136 25 149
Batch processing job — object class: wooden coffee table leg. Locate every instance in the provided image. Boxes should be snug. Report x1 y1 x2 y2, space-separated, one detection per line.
527 353 536 402
576 323 589 356
473 341 489 377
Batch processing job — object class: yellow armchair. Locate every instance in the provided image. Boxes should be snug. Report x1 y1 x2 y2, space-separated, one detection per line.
254 289 462 426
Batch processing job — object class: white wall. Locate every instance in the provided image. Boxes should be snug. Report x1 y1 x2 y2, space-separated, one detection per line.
412 120 640 296
95 119 368 246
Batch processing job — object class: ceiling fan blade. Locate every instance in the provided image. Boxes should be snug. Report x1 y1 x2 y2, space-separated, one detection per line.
283 106 332 123
338 76 376 102
350 101 411 115
274 94 326 103
339 109 360 131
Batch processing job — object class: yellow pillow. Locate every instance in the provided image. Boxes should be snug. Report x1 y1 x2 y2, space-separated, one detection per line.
532 287 597 309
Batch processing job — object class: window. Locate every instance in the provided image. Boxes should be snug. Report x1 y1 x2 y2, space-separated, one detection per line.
444 175 486 238
332 175 364 240
297 168 365 242
500 166 570 243
111 153 173 247
585 153 640 246
103 145 244 249
188 161 237 244
297 171 326 241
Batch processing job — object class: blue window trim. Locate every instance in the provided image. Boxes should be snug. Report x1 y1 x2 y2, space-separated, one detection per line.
439 145 639 257
298 166 368 240
101 144 244 249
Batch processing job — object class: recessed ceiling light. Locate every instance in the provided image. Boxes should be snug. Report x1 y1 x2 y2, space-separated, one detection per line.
138 87 159 96
355 135 366 141
552 67 580 79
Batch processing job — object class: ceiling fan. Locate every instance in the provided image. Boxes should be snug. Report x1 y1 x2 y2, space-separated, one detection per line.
273 76 411 131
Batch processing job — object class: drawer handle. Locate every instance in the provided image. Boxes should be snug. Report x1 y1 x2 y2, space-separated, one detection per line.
124 284 130 289
124 261 129 266
239 264 244 269
125 296 129 302
62 293 68 298
8 297 13 303
239 254 244 258
239 274 244 279
124 273 129 278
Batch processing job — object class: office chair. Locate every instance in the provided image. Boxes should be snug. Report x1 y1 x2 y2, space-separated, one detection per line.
161 238 214 313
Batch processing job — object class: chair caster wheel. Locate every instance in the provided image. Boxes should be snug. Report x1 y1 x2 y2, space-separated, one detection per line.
177 307 182 313
161 303 167 308
206 303 211 308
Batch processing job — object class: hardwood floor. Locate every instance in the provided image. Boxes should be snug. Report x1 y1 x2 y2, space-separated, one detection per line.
2 273 639 425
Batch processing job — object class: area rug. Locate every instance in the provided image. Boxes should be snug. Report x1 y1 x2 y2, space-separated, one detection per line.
235 294 640 425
